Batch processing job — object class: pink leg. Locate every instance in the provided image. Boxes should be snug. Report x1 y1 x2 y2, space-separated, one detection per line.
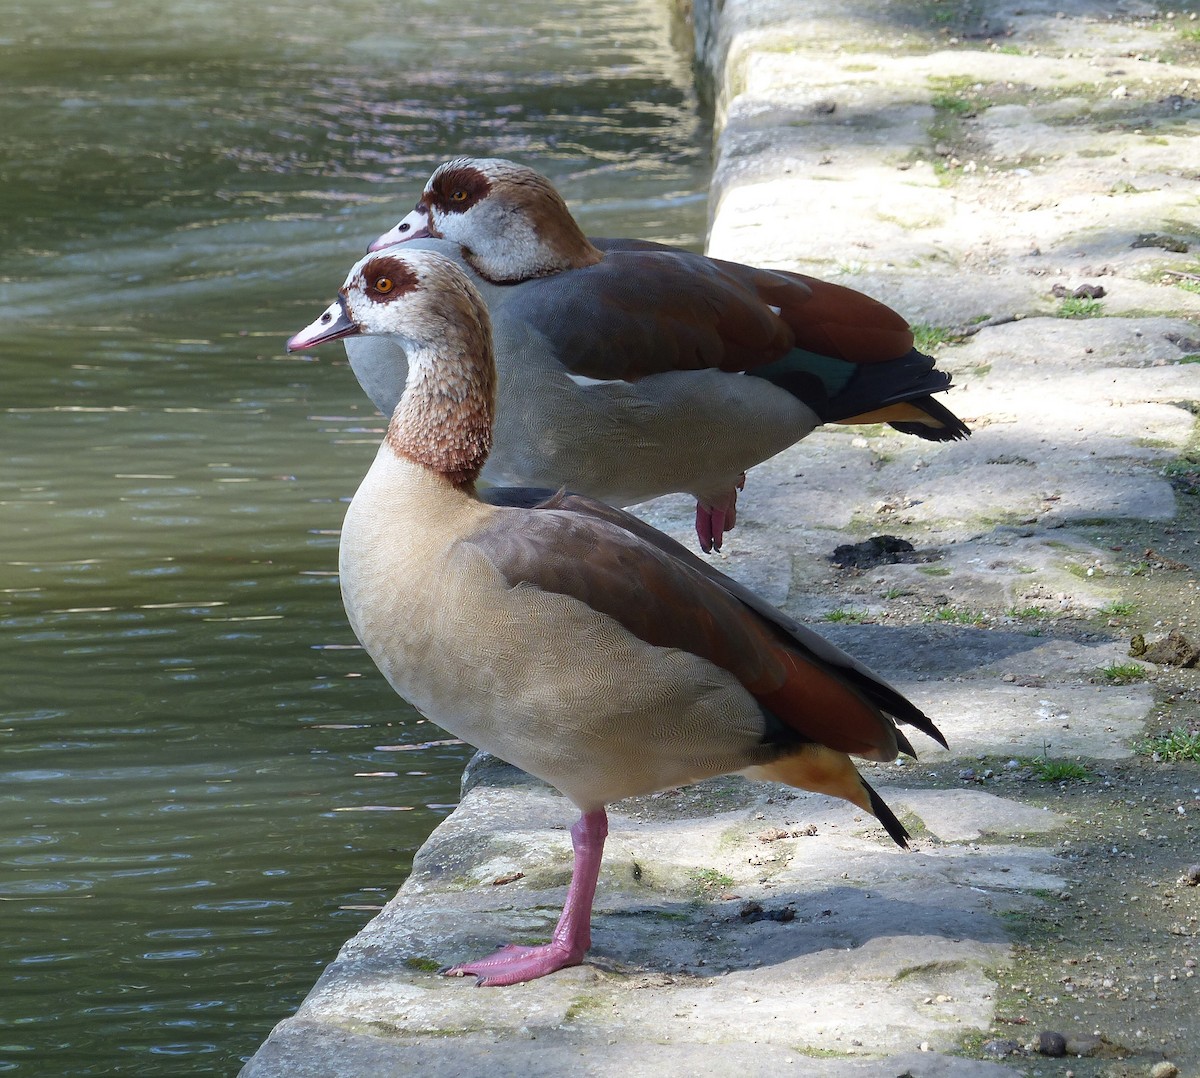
694 475 745 553
444 809 608 987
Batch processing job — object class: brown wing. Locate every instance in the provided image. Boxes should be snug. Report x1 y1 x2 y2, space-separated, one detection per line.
500 242 966 440
497 249 800 380
585 240 917 369
465 492 944 760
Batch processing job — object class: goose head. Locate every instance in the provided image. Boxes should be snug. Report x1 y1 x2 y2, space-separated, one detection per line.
288 249 496 488
367 157 602 283
286 247 491 359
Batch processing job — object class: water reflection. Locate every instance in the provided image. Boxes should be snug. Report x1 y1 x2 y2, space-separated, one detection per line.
1 0 706 1071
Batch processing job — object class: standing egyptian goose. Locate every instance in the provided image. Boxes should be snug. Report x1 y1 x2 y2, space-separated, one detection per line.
343 156 969 552
287 248 948 987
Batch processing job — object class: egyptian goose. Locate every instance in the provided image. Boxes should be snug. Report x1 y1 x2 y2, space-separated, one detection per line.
344 156 969 551
287 248 948 987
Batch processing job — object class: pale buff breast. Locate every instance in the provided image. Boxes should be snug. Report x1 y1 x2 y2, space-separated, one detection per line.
338 454 772 810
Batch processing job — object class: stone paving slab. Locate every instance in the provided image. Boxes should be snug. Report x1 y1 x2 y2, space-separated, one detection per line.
245 1026 1023 1078
244 771 1059 1077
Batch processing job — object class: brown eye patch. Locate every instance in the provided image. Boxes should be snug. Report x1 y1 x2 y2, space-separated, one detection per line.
363 257 419 302
431 165 491 214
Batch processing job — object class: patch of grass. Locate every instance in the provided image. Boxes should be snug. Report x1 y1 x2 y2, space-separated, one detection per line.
1101 661 1147 683
931 92 973 115
931 157 959 183
930 605 986 626
1007 605 1049 618
1057 296 1104 318
1163 457 1200 476
690 868 734 896
1030 758 1091 782
918 565 952 577
1137 728 1200 761
1180 354 1200 364
1181 26 1200 42
823 607 872 624
882 587 907 600
403 956 444 972
1163 454 1200 495
1109 179 1141 195
564 994 605 1021
790 1045 854 1059
911 322 957 352
1176 279 1200 295
1100 600 1137 617
928 74 974 94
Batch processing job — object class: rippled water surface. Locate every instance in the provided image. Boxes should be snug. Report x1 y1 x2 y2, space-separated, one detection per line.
0 1 706 1071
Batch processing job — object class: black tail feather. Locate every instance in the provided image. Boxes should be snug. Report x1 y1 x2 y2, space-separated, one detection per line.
889 393 972 442
894 727 917 760
865 780 911 849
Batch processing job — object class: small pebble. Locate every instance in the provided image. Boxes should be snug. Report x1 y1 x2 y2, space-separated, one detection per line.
1036 1030 1067 1057
1150 1063 1179 1078
982 1038 1021 1058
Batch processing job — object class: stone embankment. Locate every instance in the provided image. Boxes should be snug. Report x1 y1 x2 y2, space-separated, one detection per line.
244 2 1200 1074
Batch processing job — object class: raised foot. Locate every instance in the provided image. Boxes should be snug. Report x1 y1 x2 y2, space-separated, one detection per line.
444 941 585 986
695 474 745 553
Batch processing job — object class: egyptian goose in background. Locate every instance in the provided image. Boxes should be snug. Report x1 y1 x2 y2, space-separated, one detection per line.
344 156 970 552
287 248 948 987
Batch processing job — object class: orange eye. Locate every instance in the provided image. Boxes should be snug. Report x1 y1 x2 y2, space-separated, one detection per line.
450 189 468 202
374 276 394 294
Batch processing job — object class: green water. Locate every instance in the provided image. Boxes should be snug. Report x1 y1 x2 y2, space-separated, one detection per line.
0 1 707 1071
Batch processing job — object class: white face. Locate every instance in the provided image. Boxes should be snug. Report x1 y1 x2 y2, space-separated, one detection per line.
368 204 431 251
287 252 423 352
367 159 504 252
286 296 356 351
287 249 488 357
